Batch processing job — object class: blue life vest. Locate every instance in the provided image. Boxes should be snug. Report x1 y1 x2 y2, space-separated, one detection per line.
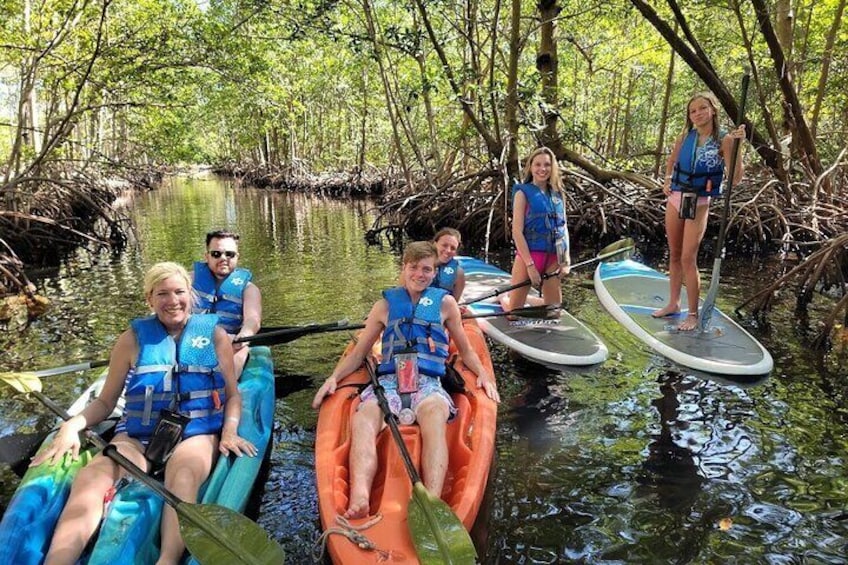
192 262 252 334
513 183 567 253
671 129 725 198
432 258 459 294
377 287 450 379
123 314 225 441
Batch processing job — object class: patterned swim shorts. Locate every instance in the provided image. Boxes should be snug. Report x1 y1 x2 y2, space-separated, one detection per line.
359 374 457 422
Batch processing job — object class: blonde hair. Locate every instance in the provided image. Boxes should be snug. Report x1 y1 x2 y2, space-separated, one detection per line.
434 227 461 246
143 262 192 300
522 146 563 193
684 92 721 143
402 241 438 265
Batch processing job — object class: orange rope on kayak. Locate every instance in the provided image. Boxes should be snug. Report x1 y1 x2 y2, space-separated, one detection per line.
312 512 390 562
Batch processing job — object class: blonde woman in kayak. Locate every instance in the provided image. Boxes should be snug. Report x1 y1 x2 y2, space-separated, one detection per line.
32 262 256 565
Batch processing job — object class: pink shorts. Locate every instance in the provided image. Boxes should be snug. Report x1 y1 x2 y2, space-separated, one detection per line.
668 191 710 213
518 251 558 273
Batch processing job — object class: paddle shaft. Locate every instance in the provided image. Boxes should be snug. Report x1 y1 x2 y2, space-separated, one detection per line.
365 358 423 484
460 271 557 306
461 303 560 320
700 74 750 330
238 321 365 345
460 239 634 306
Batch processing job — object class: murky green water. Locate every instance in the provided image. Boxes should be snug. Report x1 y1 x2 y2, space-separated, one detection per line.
1 176 847 563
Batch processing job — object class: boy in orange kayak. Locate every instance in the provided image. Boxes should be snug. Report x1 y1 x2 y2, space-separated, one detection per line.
311 241 499 519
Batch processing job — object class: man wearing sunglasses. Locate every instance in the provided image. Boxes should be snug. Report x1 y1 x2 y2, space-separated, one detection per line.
192 230 262 378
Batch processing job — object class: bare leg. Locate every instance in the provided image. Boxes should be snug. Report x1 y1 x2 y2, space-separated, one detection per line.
541 266 562 306
677 203 710 331
344 401 383 519
652 205 685 318
44 436 145 565
415 396 450 497
506 259 532 312
156 434 218 565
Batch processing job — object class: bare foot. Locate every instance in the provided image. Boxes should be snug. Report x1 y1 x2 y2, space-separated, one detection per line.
343 497 370 519
651 304 680 318
677 313 699 331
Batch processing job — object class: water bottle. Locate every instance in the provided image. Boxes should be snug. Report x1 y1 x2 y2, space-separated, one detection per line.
398 408 416 425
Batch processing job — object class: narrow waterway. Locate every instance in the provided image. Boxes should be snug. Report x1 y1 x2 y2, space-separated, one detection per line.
1 176 847 563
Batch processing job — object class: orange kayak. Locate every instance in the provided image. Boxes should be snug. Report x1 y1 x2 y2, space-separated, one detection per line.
315 318 497 564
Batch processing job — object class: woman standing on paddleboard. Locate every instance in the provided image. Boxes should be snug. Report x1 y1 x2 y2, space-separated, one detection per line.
505 146 570 313
651 92 745 331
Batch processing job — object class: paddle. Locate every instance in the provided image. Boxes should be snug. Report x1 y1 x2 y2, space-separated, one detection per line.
461 303 563 320
364 357 477 564
241 319 365 347
0 373 285 565
460 237 635 306
699 73 750 332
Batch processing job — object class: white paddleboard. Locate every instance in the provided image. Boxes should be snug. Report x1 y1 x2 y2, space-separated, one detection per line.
458 256 608 366
594 259 773 376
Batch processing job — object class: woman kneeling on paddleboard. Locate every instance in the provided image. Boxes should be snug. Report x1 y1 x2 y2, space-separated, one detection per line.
505 146 571 313
311 241 499 519
652 92 745 331
31 262 257 565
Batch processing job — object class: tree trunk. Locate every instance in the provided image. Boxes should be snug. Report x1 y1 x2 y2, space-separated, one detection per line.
810 0 846 138
654 39 676 177
750 0 822 178
536 0 560 147
504 0 521 182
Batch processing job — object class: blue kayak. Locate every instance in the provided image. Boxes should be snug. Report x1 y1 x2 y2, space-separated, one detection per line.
458 256 608 365
0 346 275 564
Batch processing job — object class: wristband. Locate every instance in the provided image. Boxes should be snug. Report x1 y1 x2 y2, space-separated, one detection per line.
526 262 535 269
226 416 239 425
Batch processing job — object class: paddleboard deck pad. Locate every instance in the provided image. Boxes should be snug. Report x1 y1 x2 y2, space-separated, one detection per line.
458 256 608 366
594 259 773 376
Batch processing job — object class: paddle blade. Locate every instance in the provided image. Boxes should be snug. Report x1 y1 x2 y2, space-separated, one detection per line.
407 482 476 565
599 237 634 257
0 373 44 394
178 503 285 565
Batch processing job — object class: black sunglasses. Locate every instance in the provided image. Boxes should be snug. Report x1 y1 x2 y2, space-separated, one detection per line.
209 250 237 259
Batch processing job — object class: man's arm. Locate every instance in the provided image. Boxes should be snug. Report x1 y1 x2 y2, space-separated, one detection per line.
234 282 262 348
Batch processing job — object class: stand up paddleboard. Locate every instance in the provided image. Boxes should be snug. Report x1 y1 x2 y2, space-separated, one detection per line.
457 256 608 366
594 259 773 376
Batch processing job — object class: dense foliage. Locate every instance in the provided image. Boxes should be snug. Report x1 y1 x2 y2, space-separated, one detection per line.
1 0 845 172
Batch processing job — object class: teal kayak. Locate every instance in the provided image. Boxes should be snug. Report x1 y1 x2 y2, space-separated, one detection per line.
0 346 275 564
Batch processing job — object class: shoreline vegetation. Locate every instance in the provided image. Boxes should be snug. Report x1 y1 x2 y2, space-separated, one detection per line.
1 160 845 349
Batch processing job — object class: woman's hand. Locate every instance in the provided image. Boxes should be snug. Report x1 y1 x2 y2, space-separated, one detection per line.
311 375 338 409
219 429 257 457
30 422 82 466
728 124 746 140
